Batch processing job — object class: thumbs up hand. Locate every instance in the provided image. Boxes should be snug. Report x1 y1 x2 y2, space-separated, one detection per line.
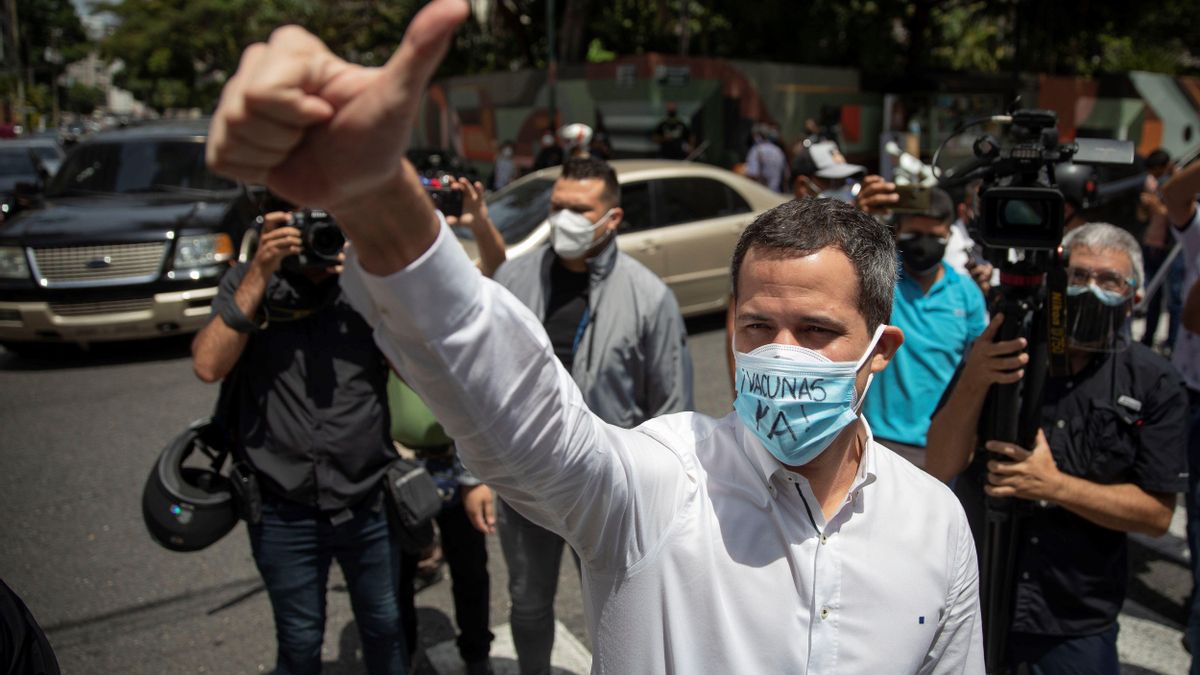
207 0 470 274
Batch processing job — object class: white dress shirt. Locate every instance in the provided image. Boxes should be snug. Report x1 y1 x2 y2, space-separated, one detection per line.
342 221 984 674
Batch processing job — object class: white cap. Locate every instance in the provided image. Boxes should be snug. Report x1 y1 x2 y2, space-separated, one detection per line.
809 141 866 179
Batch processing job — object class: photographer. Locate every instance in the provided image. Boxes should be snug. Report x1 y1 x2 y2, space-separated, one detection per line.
925 223 1189 673
191 210 406 675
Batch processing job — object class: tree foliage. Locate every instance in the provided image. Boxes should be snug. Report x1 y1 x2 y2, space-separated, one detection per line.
0 0 91 108
93 0 1199 112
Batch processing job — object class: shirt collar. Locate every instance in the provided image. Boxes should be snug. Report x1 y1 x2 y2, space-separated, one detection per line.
737 417 878 503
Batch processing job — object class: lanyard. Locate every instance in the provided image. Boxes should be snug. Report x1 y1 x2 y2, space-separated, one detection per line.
571 305 591 356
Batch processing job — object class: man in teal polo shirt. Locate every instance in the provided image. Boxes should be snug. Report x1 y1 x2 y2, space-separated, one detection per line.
863 188 988 467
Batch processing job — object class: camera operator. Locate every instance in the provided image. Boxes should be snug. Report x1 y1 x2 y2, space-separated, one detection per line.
191 210 407 675
925 223 1189 673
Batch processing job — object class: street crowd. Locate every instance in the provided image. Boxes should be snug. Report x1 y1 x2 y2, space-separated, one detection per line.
6 1 1200 674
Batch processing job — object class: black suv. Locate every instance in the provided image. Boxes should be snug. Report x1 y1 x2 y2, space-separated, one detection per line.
0 120 254 348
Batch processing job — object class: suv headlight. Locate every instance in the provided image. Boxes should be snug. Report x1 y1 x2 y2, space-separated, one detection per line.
0 246 29 279
173 234 233 269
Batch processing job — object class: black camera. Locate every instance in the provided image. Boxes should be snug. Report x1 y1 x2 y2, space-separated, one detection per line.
943 109 1133 252
425 186 463 217
285 208 346 270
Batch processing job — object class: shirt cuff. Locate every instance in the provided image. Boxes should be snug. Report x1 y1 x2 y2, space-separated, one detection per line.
340 213 483 340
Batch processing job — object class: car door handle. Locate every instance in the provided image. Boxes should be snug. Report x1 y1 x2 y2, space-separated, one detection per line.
639 240 659 255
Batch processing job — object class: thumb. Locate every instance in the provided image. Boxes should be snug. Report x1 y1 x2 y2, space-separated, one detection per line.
383 0 470 100
484 496 495 528
981 313 1004 341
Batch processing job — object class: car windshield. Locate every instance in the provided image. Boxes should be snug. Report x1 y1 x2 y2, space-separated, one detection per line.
46 139 236 197
456 177 554 244
0 149 36 176
30 146 60 163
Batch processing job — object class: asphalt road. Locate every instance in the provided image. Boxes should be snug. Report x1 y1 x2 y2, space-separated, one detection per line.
0 313 1192 673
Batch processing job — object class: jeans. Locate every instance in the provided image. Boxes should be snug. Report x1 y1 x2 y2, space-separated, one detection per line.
399 499 493 664
498 499 571 675
1185 390 1200 674
248 494 407 675
1008 625 1120 675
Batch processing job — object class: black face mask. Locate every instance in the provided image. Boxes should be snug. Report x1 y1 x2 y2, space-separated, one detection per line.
897 233 947 276
1065 284 1131 352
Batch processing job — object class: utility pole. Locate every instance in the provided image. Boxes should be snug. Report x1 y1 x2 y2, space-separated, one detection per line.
546 0 557 133
679 0 690 56
2 0 25 128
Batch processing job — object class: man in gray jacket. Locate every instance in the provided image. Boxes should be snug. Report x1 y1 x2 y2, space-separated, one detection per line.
492 155 694 674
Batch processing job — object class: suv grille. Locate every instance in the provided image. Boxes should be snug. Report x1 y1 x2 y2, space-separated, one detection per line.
30 243 167 286
48 298 155 317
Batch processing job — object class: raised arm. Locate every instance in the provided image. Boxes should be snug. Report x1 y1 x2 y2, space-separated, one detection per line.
924 315 1027 482
204 2 690 571
1163 160 1200 228
446 177 507 277
192 213 298 382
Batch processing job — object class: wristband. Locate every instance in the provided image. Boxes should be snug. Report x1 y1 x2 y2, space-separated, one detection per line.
217 300 261 334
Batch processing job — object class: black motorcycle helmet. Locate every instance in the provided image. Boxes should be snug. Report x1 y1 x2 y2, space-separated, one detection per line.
1055 162 1098 209
142 418 238 552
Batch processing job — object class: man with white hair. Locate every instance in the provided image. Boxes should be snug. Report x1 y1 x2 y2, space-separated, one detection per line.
926 222 1190 674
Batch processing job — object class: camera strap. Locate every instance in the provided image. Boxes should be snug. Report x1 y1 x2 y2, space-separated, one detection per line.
1045 251 1070 378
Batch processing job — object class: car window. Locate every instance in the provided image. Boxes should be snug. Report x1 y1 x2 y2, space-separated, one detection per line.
462 177 554 245
46 140 236 196
618 181 654 232
0 149 36 176
30 146 61 162
657 177 752 227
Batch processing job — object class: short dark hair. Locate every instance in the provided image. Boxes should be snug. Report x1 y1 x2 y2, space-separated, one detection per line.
559 155 620 206
1146 149 1170 170
731 198 897 330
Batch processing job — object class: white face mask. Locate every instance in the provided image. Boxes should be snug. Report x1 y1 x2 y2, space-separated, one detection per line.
549 208 613 260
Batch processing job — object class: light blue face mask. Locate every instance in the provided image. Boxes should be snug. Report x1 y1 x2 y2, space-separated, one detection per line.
733 326 884 467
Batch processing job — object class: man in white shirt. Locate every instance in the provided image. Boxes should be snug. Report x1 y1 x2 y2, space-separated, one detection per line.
203 4 984 672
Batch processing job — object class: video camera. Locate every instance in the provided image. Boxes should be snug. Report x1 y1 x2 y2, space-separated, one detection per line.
940 108 1133 253
936 109 1133 674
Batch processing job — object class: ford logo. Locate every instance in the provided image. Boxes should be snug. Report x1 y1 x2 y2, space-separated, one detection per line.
85 256 113 269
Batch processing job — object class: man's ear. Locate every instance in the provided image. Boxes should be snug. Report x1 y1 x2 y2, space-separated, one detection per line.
607 206 624 232
868 325 905 375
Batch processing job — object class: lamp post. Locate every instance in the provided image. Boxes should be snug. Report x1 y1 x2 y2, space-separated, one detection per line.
546 0 557 132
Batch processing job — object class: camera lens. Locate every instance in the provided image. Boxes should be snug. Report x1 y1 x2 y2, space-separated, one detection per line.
308 222 346 259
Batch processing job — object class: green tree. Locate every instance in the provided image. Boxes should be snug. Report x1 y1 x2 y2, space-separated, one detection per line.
63 82 106 114
1 0 90 123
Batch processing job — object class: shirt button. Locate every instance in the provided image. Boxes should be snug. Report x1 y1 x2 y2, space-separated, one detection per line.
820 607 831 620
1055 419 1066 429
1030 537 1039 545
1022 572 1030 580
820 534 828 545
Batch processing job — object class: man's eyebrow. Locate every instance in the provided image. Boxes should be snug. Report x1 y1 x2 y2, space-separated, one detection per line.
737 312 849 331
